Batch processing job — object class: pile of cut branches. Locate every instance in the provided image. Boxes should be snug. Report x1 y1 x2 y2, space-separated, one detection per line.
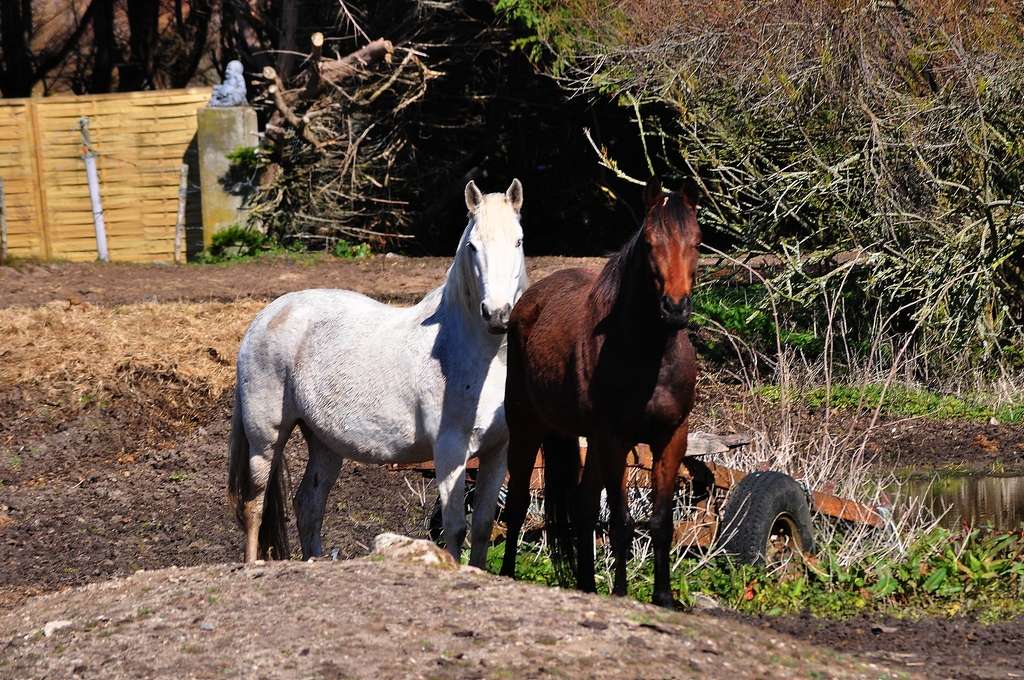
247 1 547 253
249 19 434 247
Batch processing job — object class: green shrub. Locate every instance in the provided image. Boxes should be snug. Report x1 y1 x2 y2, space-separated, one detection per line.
203 225 272 262
225 146 265 173
754 383 1024 424
331 239 372 259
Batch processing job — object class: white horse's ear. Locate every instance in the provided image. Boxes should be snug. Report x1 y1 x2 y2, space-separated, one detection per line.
465 180 484 212
506 178 523 213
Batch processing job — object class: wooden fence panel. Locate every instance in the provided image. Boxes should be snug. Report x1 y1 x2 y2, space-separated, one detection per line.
0 102 46 258
0 88 211 262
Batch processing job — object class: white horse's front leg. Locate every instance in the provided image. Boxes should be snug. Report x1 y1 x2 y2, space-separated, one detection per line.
434 433 470 562
468 442 507 569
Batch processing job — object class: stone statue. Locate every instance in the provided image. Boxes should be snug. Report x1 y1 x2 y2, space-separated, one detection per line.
209 61 248 107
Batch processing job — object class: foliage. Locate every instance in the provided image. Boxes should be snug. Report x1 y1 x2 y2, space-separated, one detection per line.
331 239 372 259
199 225 274 263
692 283 822 358
226 146 266 174
754 383 1024 424
488 528 1024 619
497 0 1024 374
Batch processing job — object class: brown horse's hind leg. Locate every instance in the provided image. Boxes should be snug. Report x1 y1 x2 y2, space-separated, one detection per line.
600 446 632 596
572 448 604 593
499 425 543 578
650 420 689 607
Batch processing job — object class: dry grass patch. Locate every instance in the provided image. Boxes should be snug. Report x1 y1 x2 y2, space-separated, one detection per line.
0 300 265 429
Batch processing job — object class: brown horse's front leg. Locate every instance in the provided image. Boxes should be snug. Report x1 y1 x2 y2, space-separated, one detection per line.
650 420 688 608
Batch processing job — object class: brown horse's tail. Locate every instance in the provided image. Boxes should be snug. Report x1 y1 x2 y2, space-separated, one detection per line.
542 433 580 588
227 389 291 560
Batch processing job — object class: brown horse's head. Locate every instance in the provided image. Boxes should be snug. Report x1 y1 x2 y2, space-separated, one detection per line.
640 176 702 328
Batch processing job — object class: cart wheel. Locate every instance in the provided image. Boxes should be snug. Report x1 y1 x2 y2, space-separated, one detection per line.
717 471 815 566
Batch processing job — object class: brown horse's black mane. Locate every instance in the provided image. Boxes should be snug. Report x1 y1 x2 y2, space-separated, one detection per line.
590 193 691 320
590 227 645 315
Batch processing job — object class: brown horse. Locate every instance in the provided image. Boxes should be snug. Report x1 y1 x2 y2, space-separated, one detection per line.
499 176 701 607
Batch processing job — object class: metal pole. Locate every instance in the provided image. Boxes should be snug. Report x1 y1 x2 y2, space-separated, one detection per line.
79 117 109 263
174 164 188 264
0 178 8 266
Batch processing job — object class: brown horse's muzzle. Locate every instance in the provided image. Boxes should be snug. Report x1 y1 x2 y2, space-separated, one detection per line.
659 294 692 329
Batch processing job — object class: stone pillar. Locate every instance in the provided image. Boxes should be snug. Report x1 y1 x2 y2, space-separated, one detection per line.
196 106 259 248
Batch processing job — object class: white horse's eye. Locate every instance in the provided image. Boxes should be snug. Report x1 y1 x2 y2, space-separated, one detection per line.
515 238 522 248
467 242 477 252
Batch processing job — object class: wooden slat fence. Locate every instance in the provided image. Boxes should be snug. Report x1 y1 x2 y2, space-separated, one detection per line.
0 88 211 262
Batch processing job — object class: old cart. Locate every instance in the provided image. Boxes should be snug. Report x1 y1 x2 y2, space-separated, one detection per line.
394 432 885 565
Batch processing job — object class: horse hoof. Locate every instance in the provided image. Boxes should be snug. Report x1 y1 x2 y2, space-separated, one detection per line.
651 592 678 609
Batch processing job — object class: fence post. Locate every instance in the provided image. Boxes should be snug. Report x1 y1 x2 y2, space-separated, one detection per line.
174 164 189 264
79 117 109 263
0 178 7 266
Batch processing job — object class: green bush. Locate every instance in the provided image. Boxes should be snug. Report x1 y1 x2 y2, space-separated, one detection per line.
331 239 372 259
203 225 272 262
754 383 1024 424
225 146 265 173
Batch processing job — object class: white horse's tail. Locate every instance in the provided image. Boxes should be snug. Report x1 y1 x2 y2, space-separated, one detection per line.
226 396 250 529
227 387 291 559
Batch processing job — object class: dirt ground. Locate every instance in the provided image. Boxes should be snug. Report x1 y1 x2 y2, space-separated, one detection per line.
0 255 598 308
2 257 1023 679
0 550 902 680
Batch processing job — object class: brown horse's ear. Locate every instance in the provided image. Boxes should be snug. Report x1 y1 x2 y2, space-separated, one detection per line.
679 177 700 207
506 178 523 212
465 180 484 212
643 176 663 210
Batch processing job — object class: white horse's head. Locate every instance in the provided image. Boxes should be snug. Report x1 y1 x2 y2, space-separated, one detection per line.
458 179 527 334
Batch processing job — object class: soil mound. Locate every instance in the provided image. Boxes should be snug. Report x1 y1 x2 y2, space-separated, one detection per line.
0 542 902 680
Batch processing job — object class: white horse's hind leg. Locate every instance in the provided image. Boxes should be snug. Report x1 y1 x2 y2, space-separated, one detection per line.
434 434 470 562
242 444 274 562
294 428 343 559
243 420 294 562
468 443 507 568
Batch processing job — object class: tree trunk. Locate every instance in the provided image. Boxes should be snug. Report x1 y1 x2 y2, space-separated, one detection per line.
170 0 213 88
0 0 34 97
91 0 117 93
122 0 160 90
276 0 300 80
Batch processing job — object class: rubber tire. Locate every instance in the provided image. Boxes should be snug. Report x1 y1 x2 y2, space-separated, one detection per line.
717 471 815 565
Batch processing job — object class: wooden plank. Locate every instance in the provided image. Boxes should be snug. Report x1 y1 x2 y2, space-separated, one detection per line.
27 101 50 258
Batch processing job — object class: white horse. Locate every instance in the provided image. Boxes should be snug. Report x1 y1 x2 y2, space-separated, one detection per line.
228 180 527 567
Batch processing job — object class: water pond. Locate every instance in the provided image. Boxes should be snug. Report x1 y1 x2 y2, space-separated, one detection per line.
904 473 1024 531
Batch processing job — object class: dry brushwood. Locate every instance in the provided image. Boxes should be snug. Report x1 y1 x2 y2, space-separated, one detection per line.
249 20 438 246
511 0 1024 371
